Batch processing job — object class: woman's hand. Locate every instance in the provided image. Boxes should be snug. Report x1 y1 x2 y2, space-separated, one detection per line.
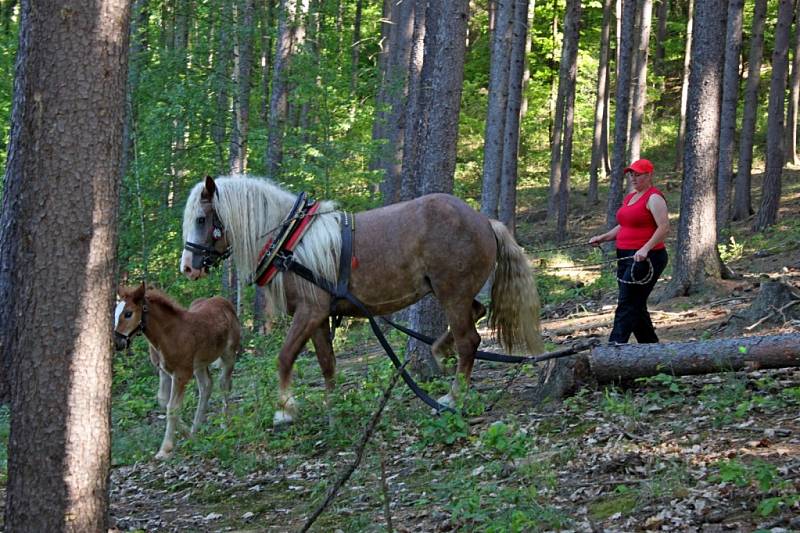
633 247 649 262
589 235 604 247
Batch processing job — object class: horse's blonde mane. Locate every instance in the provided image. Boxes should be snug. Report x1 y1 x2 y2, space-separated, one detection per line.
184 175 341 314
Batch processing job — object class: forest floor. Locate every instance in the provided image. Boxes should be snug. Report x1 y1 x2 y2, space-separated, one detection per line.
2 171 800 532
101 171 800 532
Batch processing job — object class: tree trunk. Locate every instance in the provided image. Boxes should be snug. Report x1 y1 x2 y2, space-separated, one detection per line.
212 0 233 172
605 0 636 229
399 0 428 202
753 0 793 232
266 0 297 178
404 0 469 380
588 0 612 204
499 0 532 233
519 0 537 119
628 0 652 161
481 0 514 219
351 0 363 95
732 0 767 221
663 0 726 298
121 0 149 179
715 0 744 237
785 0 800 166
555 0 581 239
0 0 131 528
229 0 255 174
260 0 276 122
654 0 668 75
673 0 693 172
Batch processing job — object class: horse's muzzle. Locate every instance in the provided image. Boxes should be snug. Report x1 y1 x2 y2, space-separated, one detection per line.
113 332 130 351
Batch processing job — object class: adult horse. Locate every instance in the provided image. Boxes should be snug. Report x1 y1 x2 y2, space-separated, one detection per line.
180 175 542 426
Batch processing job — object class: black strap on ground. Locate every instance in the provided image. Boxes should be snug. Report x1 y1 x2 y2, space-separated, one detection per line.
273 251 456 414
380 316 597 364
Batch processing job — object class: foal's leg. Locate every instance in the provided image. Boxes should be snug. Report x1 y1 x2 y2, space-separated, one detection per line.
219 351 236 420
157 370 191 459
274 310 328 428
149 344 171 408
437 299 482 409
191 366 213 434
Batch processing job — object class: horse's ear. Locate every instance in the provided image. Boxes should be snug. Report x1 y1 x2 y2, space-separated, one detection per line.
133 282 146 302
202 175 217 200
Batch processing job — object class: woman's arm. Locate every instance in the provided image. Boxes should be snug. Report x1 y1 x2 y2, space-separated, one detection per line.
633 195 670 261
589 224 620 246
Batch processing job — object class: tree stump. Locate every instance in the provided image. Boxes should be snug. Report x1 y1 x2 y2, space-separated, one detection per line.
724 280 800 333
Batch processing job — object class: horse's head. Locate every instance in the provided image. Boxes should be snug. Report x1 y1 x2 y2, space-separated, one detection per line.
181 176 231 280
114 283 147 350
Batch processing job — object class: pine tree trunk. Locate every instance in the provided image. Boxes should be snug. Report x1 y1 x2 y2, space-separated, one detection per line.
785 0 800 166
0 0 131 528
673 0 693 172
481 0 514 219
716 0 744 237
212 0 233 172
229 0 255 174
399 0 428 202
654 0 669 75
555 0 581 239
351 0 363 94
588 0 612 204
266 0 297 178
628 0 652 161
260 0 276 122
753 0 793 231
663 0 726 299
605 0 636 229
732 0 767 221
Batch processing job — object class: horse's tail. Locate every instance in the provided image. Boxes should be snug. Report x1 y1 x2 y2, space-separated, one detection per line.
488 219 544 355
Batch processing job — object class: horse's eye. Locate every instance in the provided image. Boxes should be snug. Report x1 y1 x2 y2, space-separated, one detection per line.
197 216 206 225
124 311 133 319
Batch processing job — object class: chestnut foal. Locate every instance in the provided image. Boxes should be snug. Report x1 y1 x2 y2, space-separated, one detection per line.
114 284 241 459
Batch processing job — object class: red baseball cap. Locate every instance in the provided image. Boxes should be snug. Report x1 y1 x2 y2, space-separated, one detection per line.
624 158 654 174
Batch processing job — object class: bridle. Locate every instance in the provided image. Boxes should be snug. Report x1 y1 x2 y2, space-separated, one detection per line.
114 300 149 349
183 208 231 270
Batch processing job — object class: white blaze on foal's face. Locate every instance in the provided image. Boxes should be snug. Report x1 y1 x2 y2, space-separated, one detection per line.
114 301 126 329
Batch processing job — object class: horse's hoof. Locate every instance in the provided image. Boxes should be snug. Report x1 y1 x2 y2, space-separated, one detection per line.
155 449 172 460
437 393 456 410
273 410 294 430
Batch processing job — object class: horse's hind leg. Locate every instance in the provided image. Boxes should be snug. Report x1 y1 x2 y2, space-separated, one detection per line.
432 300 486 366
157 370 190 459
437 299 482 409
191 366 213 434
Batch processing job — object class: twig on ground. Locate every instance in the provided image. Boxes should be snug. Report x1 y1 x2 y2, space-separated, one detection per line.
299 363 405 533
746 299 800 331
380 446 393 533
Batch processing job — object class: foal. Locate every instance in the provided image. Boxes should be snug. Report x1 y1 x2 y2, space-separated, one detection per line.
114 284 241 459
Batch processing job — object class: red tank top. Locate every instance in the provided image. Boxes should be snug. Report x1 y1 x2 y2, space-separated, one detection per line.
616 187 666 250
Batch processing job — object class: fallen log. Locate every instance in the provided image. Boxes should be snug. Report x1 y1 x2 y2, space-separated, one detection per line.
587 333 800 383
529 333 800 404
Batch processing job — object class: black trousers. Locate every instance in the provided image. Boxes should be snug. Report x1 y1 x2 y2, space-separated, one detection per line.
608 248 668 344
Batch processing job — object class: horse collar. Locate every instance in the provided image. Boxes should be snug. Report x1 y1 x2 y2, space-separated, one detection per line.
254 192 320 286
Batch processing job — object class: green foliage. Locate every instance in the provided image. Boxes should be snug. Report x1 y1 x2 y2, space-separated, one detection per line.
480 421 529 460
418 410 470 447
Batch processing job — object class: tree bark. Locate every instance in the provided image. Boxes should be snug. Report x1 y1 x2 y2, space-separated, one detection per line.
0 0 131 528
716 0 744 237
753 0 793 232
229 0 255 174
663 0 727 298
351 0 363 95
732 0 767 221
399 0 427 201
212 0 233 172
266 0 297 178
654 0 668 75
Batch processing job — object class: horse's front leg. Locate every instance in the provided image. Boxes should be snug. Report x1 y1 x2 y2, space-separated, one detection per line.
310 322 336 425
157 370 191 459
191 366 213 434
274 310 327 428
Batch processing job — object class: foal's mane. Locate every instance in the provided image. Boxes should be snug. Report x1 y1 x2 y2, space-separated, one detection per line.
184 175 341 313
143 288 185 316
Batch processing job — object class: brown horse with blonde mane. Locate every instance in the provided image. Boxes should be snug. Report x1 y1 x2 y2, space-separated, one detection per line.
114 283 241 459
179 175 543 427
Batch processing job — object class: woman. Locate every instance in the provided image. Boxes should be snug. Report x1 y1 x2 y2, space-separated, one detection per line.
589 158 670 343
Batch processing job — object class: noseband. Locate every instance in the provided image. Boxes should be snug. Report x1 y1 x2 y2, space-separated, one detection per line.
184 210 231 270
114 300 148 348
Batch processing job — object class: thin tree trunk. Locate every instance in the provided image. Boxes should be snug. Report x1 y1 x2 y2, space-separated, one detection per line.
481 0 514 219
260 0 275 122
784 0 800 166
229 0 255 173
732 0 767 220
212 0 233 172
605 0 637 229
266 0 297 178
716 0 744 237
673 0 693 172
588 0 612 204
628 0 652 161
654 0 669 75
519 0 536 118
400 0 428 202
753 0 793 231
351 0 363 94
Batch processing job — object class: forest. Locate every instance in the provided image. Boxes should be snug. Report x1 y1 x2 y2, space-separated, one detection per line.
1 0 800 531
